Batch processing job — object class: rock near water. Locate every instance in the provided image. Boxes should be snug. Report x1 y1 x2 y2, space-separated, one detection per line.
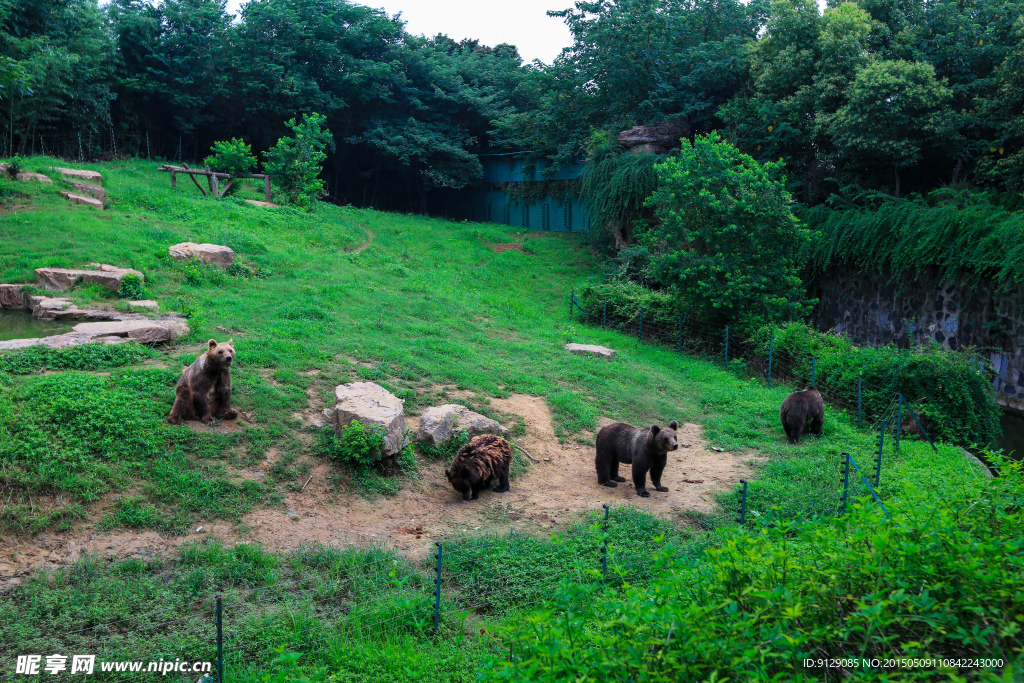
416 404 509 447
331 382 409 456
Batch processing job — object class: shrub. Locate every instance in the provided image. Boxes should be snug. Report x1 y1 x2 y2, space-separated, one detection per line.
316 420 385 471
117 273 144 299
204 138 257 181
417 428 469 461
265 113 334 211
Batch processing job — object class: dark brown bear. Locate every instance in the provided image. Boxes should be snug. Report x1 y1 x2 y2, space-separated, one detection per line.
595 421 679 497
445 434 512 501
780 387 824 444
168 338 238 425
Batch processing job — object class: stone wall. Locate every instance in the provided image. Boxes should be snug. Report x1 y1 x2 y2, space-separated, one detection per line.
811 268 1024 411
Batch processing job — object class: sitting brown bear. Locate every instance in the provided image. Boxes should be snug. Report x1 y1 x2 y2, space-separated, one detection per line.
168 338 238 425
780 386 824 444
445 434 512 501
595 421 679 497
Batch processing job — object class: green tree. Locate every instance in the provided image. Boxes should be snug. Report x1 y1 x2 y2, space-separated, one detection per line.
265 112 333 210
829 59 953 197
644 132 812 331
204 138 256 176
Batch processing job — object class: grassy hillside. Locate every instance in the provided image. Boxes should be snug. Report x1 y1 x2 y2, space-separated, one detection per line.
0 157 1014 682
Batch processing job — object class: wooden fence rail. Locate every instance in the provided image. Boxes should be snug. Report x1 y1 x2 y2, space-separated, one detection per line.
157 164 271 201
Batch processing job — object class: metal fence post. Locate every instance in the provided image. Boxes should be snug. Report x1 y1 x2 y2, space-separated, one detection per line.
433 542 443 632
840 452 850 515
146 130 151 160
78 132 83 161
810 356 816 387
638 307 643 341
875 421 885 488
215 594 223 683
601 504 609 585
678 315 683 353
857 377 863 428
724 325 729 364
735 480 748 525
569 288 574 318
602 299 607 329
895 394 903 452
767 338 773 389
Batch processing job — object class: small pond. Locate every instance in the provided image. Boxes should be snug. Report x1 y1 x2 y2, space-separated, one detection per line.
0 309 76 341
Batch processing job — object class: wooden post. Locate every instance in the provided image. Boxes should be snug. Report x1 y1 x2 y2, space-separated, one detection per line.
211 172 219 198
264 175 271 202
171 171 176 189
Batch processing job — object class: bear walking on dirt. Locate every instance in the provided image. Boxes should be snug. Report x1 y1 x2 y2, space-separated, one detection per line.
780 387 824 444
445 434 512 501
168 338 238 425
595 421 679 497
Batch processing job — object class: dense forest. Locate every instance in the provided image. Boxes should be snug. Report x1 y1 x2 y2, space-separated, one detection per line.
2 0 1022 212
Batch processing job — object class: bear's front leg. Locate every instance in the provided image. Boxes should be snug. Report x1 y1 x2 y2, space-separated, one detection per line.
212 373 238 420
649 455 669 492
194 393 214 424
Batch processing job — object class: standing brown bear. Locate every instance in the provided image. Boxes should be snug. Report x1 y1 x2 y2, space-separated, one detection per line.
445 434 512 501
168 339 238 425
595 421 679 497
780 387 824 444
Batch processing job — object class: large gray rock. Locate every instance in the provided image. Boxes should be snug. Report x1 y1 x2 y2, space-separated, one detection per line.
332 382 408 456
416 404 509 447
68 181 107 199
0 284 27 309
71 318 189 344
35 264 144 292
63 192 104 209
566 343 617 361
168 242 235 268
618 120 691 155
54 167 102 184
15 172 52 184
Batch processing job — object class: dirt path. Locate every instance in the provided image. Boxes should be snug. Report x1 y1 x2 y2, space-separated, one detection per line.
0 395 755 585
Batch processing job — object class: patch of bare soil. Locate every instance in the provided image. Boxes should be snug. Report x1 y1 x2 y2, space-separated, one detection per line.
0 394 755 585
345 225 374 254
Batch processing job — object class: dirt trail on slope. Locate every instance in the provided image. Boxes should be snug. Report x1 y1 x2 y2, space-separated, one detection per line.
0 394 755 585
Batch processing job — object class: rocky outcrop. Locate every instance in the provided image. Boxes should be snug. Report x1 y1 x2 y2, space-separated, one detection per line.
416 404 509 446
0 284 26 309
565 343 617 361
35 264 144 292
618 120 691 155
168 242 236 268
63 192 104 209
54 168 102 184
0 315 189 350
331 382 409 456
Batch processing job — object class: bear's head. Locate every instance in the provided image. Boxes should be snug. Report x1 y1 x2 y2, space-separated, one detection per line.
207 338 235 367
445 467 479 501
649 420 679 453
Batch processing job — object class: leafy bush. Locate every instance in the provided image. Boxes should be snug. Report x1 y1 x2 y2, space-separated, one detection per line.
579 146 663 251
265 113 334 211
751 322 1001 447
204 138 257 178
317 420 385 471
117 272 144 299
484 457 1024 681
418 428 469 461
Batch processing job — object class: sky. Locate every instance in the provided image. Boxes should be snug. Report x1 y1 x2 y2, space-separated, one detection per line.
224 0 576 64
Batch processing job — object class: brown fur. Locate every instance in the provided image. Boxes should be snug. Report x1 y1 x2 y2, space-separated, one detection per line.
168 338 238 425
445 434 512 501
780 387 824 444
595 421 679 497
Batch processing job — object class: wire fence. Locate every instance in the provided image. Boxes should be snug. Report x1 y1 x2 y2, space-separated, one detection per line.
2 128 192 164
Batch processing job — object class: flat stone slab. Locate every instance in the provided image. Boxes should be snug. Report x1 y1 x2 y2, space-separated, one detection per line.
55 167 102 184
0 284 28 309
68 181 107 199
168 242 235 268
25 295 120 320
15 172 52 184
0 316 188 349
245 200 279 207
416 404 509 446
35 264 144 292
565 343 617 361
332 382 409 456
128 300 159 311
63 192 104 209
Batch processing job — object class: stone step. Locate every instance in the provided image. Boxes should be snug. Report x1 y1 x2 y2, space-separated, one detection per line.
63 192 104 209
54 167 102 184
68 181 107 199
15 172 52 184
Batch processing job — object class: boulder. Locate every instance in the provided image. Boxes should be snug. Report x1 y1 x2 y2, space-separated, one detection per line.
331 382 409 456
416 404 509 447
54 167 102 184
68 181 107 199
63 192 104 209
617 120 691 155
0 284 27 309
15 172 52 184
35 264 144 292
71 317 189 344
168 242 236 268
566 343 617 361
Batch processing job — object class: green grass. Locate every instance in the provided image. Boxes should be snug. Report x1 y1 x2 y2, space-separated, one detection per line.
0 156 1004 681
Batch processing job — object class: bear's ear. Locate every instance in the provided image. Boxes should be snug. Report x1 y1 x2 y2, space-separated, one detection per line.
208 339 218 349
227 338 234 345
650 425 660 435
669 421 678 430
